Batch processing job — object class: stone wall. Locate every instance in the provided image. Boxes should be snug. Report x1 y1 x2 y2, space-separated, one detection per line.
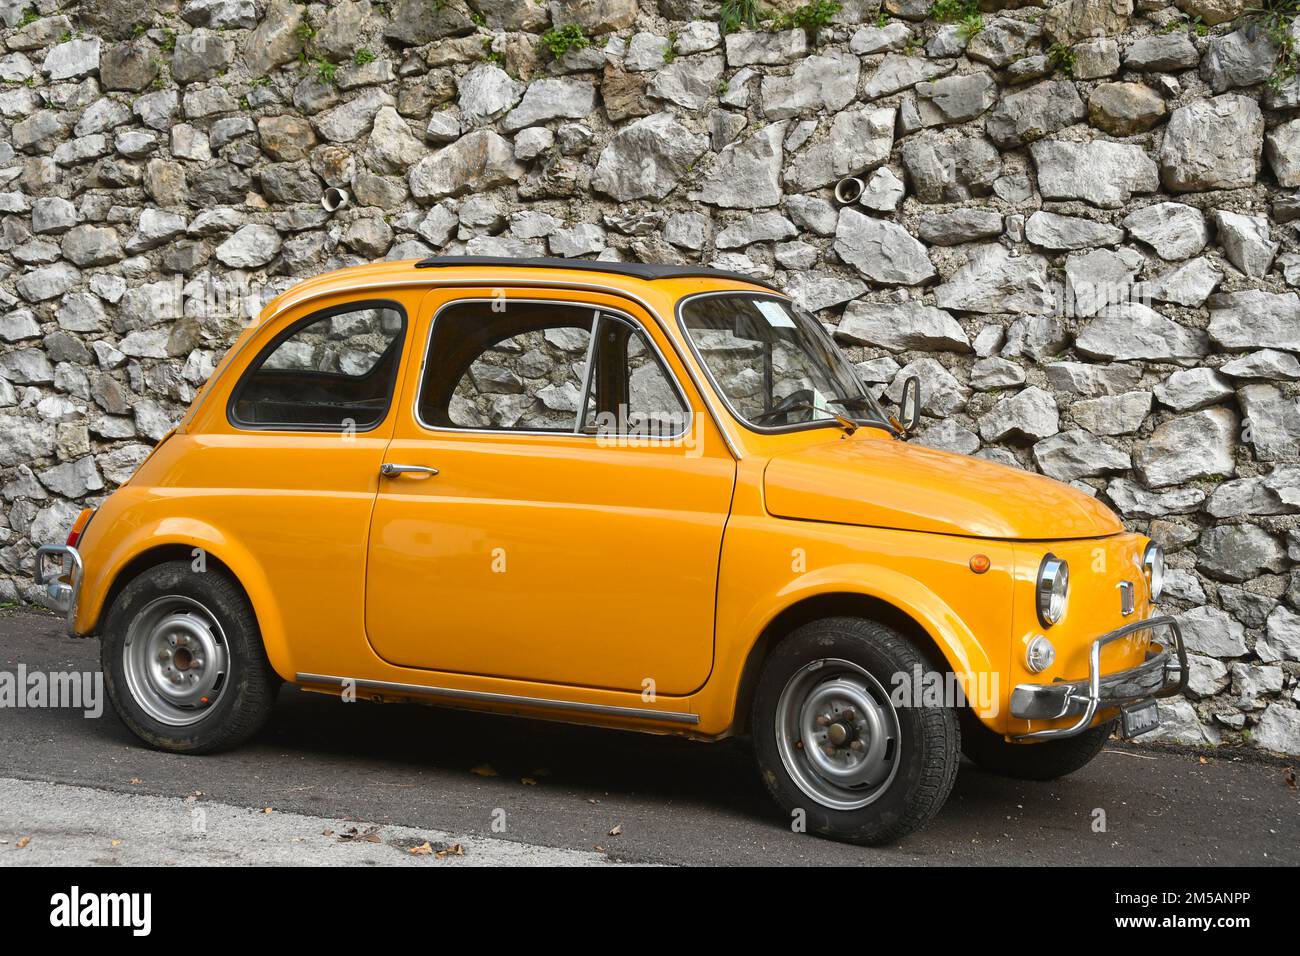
1 0 1298 753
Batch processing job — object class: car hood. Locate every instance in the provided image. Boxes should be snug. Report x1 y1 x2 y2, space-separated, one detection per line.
763 435 1123 540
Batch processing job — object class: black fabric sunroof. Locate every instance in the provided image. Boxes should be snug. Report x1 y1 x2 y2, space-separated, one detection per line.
413 255 781 292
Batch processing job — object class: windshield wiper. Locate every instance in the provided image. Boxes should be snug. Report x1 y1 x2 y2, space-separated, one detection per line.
827 394 903 438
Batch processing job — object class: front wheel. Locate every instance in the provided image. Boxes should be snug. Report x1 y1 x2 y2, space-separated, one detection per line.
101 560 279 754
751 617 960 845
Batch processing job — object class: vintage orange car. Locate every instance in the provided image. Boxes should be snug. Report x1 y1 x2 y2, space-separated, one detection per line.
34 257 1186 845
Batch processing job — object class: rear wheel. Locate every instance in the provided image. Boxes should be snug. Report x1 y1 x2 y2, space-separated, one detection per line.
101 560 279 754
751 617 960 845
961 711 1115 781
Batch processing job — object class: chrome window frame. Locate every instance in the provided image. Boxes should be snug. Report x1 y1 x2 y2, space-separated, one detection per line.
226 297 408 434
675 289 895 438
412 296 695 442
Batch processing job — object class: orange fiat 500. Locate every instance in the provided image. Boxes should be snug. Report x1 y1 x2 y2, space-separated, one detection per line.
34 257 1186 845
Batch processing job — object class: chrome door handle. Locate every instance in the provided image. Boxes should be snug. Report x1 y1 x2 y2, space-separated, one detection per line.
380 463 439 477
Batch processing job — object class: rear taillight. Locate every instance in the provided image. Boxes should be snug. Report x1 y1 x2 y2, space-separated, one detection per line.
66 508 95 548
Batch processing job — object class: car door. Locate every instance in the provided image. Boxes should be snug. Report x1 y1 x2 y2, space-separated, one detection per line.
364 287 737 696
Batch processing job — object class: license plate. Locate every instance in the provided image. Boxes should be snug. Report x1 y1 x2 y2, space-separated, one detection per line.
1120 701 1160 739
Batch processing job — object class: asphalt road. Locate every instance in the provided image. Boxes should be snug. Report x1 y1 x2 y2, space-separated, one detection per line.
1 608 1296 866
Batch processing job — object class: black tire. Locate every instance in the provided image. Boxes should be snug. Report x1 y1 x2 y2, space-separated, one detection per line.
960 710 1115 781
751 617 960 846
101 560 279 754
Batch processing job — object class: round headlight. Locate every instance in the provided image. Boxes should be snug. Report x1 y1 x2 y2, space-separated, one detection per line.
1026 635 1056 674
1143 542 1165 602
1036 554 1069 627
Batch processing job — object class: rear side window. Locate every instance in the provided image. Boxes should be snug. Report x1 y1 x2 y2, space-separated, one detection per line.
229 301 405 431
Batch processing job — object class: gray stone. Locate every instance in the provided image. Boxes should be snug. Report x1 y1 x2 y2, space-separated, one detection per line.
836 302 968 351
934 244 1052 314
1221 350 1300 381
916 209 1003 246
697 123 784 209
980 387 1060 442
1025 211 1124 251
1196 524 1286 582
61 225 122 267
968 17 1042 68
884 358 969 416
1064 247 1143 316
409 130 525 201
849 22 913 55
1032 429 1130 480
1213 210 1277 278
1201 28 1276 93
1178 605 1248 657
716 212 796 249
863 54 949 100
1030 139 1158 209
172 30 232 84
1153 368 1235 411
724 29 807 67
986 80 1085 148
1071 391 1151 436
214 224 281 268
503 79 596 132
1134 407 1237 487
762 52 858 119
547 0 637 32
900 132 1000 203
1124 32 1199 71
1042 0 1133 44
243 0 304 76
857 168 906 213
1159 95 1263 192
1208 291 1300 352
1121 202 1207 261
1266 118 1300 188
1253 705 1300 756
1073 37 1121 80
649 56 725 112
42 38 101 81
592 113 707 203
1239 384 1300 462
786 107 895 192
833 210 934 286
970 356 1025 390
364 106 426 175
458 65 524 125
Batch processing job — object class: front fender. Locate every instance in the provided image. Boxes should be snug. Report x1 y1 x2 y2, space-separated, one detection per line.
76 498 294 682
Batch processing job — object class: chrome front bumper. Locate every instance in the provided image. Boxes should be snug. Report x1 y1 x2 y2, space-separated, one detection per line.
33 544 83 635
1009 616 1187 741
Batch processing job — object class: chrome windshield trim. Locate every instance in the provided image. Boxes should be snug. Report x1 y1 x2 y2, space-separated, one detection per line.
295 673 701 725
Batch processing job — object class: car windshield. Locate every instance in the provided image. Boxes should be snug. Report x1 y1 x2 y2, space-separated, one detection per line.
679 293 891 433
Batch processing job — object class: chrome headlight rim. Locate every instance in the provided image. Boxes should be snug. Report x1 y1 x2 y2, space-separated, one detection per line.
1025 635 1056 674
1143 541 1165 603
1036 553 1069 627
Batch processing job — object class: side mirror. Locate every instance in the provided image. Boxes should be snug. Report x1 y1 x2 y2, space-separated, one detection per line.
898 374 922 434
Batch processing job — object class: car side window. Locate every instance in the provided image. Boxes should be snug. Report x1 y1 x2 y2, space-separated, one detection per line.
418 300 688 437
229 301 405 431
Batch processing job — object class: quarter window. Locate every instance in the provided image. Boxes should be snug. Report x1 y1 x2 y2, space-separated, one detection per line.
418 300 689 437
229 302 405 431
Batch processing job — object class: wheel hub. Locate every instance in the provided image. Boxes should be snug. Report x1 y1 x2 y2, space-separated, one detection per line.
123 596 230 726
774 659 902 811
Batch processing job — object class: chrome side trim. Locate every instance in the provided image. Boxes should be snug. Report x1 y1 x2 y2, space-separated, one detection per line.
295 672 701 725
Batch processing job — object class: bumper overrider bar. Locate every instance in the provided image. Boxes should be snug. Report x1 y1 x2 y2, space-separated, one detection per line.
33 544 83 636
1010 615 1187 741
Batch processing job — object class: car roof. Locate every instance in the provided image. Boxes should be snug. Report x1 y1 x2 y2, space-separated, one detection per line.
258 257 783 325
414 255 782 291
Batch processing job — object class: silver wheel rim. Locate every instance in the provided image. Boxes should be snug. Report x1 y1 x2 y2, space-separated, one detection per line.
774 658 902 811
122 595 230 727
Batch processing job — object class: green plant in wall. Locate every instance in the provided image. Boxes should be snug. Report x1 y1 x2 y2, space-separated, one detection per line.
957 10 983 39
353 47 377 65
770 1 842 32
928 0 978 23
1046 40 1074 75
539 23 591 58
481 36 505 64
1243 0 1300 91
719 0 767 35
